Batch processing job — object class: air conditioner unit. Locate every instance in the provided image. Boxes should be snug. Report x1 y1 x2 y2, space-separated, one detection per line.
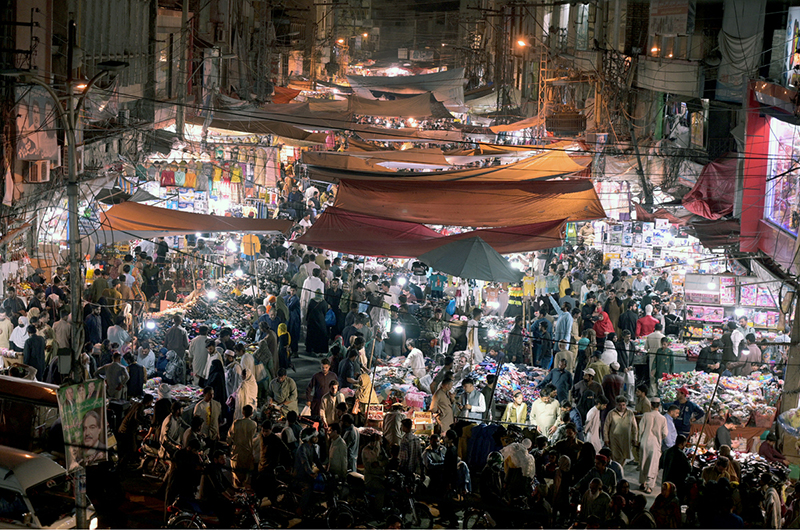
26 160 50 183
215 23 226 43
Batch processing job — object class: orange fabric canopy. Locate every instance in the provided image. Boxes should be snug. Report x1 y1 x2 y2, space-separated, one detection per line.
332 178 605 227
294 207 566 257
307 146 589 182
95 202 293 243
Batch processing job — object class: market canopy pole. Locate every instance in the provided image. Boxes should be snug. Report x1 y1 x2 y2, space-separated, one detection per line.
779 287 800 460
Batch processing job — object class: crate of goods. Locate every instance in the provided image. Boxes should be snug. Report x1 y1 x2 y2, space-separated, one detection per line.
754 407 777 428
366 404 385 421
412 411 434 435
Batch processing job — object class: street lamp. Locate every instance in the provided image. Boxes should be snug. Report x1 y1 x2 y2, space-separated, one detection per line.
1 24 128 387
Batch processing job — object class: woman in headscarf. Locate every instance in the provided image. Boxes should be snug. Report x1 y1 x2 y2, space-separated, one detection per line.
283 285 301 356
235 349 258 420
163 350 186 384
206 358 231 438
305 289 329 354
10 316 29 352
650 481 681 528
277 323 292 370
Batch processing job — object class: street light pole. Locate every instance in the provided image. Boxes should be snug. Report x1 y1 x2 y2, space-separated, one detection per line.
2 23 127 528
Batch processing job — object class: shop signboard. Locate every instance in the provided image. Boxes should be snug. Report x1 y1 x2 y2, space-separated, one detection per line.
649 0 696 36
57 380 108 471
686 305 725 322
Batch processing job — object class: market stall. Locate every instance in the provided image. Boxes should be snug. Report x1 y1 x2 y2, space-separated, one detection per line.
659 370 782 449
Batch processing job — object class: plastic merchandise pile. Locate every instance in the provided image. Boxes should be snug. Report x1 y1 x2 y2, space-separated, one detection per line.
659 371 781 423
371 361 431 409
778 407 800 437
469 359 548 406
634 337 702 358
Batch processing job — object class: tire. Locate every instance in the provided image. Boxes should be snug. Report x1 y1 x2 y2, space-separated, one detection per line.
326 505 355 529
462 508 493 529
406 502 433 529
142 457 168 480
167 514 205 529
271 485 299 514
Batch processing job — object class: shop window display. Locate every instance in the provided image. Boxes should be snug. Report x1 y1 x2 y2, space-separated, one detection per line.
766 117 800 235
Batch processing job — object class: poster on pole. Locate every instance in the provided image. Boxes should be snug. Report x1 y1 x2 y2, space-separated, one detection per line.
57 380 108 471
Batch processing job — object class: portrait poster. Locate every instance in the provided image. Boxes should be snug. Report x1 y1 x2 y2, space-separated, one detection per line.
57 380 107 471
16 85 59 161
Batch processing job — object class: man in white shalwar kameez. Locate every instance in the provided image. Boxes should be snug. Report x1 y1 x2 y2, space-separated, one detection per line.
236 351 258 420
637 396 668 493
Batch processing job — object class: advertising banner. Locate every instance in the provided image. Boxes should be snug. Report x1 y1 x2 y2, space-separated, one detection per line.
57 380 108 471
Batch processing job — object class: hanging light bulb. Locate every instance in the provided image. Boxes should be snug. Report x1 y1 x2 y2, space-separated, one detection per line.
234 269 244 277
707 281 716 290
208 290 218 300
145 321 156 330
734 308 746 317
394 325 404 334
226 240 237 252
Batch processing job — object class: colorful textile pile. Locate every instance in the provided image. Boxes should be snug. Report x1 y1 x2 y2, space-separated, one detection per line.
658 370 781 421
469 359 548 405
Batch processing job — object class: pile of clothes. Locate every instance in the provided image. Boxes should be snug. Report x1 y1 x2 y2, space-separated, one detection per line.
659 371 781 424
469 360 548 405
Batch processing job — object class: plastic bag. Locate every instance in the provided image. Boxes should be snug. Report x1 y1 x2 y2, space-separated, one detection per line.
300 405 311 416
325 309 337 326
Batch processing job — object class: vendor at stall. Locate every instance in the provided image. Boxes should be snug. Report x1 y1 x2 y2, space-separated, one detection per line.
403 339 426 378
695 340 722 373
665 387 705 438
759 432 790 466
185 280 208 304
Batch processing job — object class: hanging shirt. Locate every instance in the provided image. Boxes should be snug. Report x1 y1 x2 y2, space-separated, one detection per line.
523 276 536 297
184 171 197 188
231 165 243 183
430 273 447 291
160 170 175 187
242 234 261 256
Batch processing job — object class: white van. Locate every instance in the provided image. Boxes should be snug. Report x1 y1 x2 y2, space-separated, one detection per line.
0 445 96 529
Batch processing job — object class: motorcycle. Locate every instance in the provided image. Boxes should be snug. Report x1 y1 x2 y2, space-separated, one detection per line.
166 492 280 529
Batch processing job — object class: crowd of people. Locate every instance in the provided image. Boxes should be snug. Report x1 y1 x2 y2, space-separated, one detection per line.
2 212 796 529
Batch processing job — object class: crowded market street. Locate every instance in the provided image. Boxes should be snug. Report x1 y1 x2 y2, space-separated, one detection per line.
2 0 800 529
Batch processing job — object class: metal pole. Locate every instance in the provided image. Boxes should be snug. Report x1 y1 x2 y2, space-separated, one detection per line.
66 21 88 530
690 371 722 468
176 0 189 139
363 325 379 424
